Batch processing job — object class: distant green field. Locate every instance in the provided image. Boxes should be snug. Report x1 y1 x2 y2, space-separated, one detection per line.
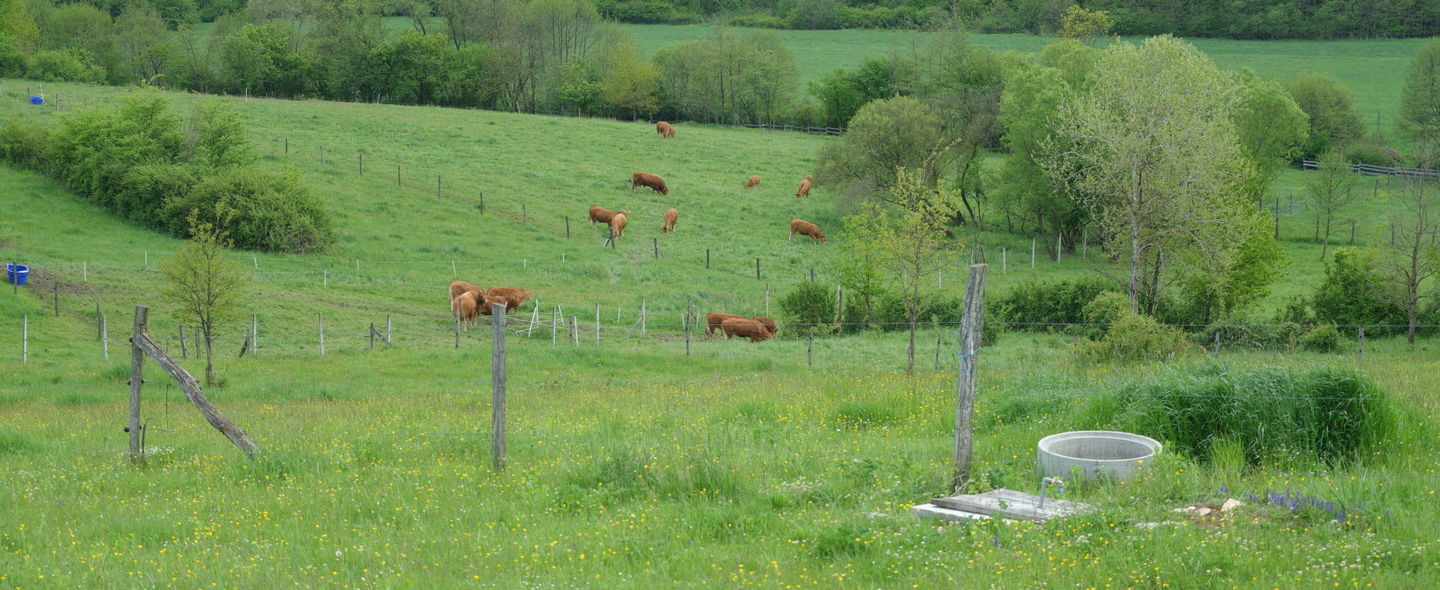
0 80 1436 587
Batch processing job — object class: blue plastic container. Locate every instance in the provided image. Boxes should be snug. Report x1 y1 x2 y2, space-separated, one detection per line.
6 264 29 286
29 96 43 105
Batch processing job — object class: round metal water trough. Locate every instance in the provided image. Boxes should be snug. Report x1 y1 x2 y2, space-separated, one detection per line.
1037 431 1162 481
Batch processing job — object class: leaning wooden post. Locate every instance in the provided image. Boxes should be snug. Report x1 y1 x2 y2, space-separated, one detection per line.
952 264 988 492
130 305 259 458
491 303 508 471
128 307 145 463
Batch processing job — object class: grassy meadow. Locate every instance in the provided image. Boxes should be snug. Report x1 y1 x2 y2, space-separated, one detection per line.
0 77 1438 587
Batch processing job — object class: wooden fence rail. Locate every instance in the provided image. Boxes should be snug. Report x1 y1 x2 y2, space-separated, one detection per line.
1300 160 1440 181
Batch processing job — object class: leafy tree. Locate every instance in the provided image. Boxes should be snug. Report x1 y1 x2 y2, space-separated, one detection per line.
996 59 1085 254
1176 213 1285 325
833 211 889 329
441 44 507 108
815 95 943 200
652 30 797 124
1036 38 1099 91
219 23 305 96
1312 248 1405 333
1057 5 1112 44
809 57 905 127
1306 150 1358 260
600 38 659 119
871 167 963 373
363 30 449 104
0 0 38 50
161 218 247 387
114 3 170 84
1398 38 1440 152
1287 73 1365 160
188 102 254 169
1231 69 1309 203
1043 36 1256 312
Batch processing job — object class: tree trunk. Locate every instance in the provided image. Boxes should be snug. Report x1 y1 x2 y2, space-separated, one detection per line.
204 326 215 387
907 282 919 374
1321 219 1331 260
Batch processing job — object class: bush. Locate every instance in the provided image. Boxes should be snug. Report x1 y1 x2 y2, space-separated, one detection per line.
1110 365 1396 466
27 49 106 83
779 281 837 336
1076 313 1192 363
1080 291 1129 340
0 120 56 172
168 168 335 253
1312 249 1406 335
996 277 1119 333
0 39 25 78
119 164 197 226
1299 324 1342 353
1345 140 1400 167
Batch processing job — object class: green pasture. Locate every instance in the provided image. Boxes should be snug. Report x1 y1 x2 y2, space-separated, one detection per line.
0 80 1437 586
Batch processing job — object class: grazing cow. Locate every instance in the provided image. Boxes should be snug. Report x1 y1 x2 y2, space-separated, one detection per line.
632 171 669 195
789 218 827 243
589 205 629 227
449 280 485 301
661 208 679 233
610 213 628 240
795 175 813 198
745 175 761 189
720 318 773 342
484 287 532 313
452 290 480 327
752 316 778 337
705 312 746 336
656 121 675 138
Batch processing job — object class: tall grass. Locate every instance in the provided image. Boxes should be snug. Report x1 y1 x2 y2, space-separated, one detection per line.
1104 365 1397 466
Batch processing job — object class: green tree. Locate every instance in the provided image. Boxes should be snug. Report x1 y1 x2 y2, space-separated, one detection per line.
1231 70 1309 202
809 57 905 127
1043 36 1256 312
600 38 659 119
189 102 254 169
160 218 247 387
1398 39 1440 152
870 167 963 373
1176 214 1284 325
363 30 449 104
1057 5 1112 44
1287 73 1365 160
996 59 1085 254
815 95 944 200
833 211 889 329
114 3 169 84
1312 248 1405 334
1306 150 1358 260
0 0 38 51
219 22 305 96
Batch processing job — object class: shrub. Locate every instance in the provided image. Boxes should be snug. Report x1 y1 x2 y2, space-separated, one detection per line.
1110 365 1396 466
0 119 56 172
169 168 335 253
1345 140 1400 167
1299 324 1342 353
0 39 25 78
27 49 106 83
1075 313 1192 363
996 277 1119 333
118 164 197 226
1312 248 1406 335
778 281 836 336
1080 291 1129 340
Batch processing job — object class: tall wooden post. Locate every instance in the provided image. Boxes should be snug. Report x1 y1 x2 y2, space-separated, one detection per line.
952 264 988 492
128 306 146 463
318 313 325 355
491 303 508 471
386 314 392 344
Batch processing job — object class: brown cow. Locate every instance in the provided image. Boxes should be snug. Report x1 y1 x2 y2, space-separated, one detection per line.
744 175 761 189
610 213 628 240
589 205 630 227
795 175 813 198
705 312 746 336
789 218 826 243
632 171 669 195
485 287 532 313
479 293 523 316
661 208 678 233
449 280 485 301
656 121 675 138
752 316 778 337
452 290 480 327
720 318 773 342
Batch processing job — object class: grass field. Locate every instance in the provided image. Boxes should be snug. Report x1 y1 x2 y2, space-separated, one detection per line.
0 79 1438 587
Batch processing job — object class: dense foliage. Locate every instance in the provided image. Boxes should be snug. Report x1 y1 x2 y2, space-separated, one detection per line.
0 96 333 252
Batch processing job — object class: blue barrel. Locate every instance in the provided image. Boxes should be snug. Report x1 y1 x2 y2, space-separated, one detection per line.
6 264 28 286
29 96 43 105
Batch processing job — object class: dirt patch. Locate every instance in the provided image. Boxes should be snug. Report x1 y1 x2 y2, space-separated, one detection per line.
21 272 102 298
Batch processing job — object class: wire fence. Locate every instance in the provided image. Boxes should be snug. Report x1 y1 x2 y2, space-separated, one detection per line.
1300 159 1440 181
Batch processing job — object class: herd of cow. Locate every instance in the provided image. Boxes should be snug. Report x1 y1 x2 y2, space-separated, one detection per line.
445 121 821 342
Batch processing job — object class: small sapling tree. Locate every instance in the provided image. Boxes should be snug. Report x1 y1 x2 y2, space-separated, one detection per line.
161 215 247 386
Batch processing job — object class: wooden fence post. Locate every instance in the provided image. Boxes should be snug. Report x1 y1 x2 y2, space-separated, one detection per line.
21 315 27 364
952 263 988 492
1082 228 1088 259
437 174 442 199
934 330 942 370
565 216 571 239
386 314 392 344
1056 233 1062 263
492 303 508 471
358 152 364 174
755 257 761 280
318 313 325 355
551 306 559 346
570 316 578 346
1358 326 1365 362
706 248 710 269
96 302 103 340
252 314 258 356
179 325 188 359
653 238 659 259
764 285 770 315
641 299 647 336
684 313 691 356
131 305 259 458
455 314 462 349
1030 239 1036 269
397 164 402 186
128 307 145 463
807 332 813 367
369 322 376 350
835 286 844 329
595 303 601 344
1002 248 1007 274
